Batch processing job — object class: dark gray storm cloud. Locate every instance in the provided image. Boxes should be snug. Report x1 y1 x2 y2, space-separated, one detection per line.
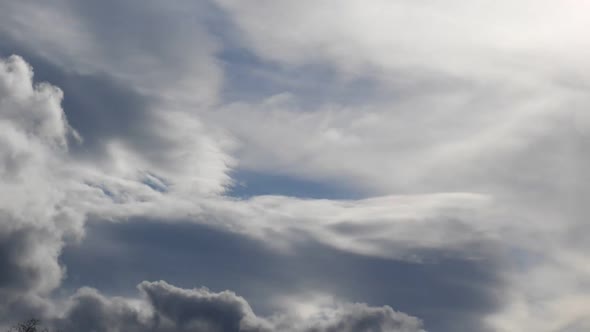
52 280 424 332
54 281 270 332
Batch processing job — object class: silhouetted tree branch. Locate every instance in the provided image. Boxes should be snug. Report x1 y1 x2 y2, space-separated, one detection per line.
6 319 49 332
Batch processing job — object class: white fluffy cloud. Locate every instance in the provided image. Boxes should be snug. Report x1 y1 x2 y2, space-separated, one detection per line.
0 55 82 319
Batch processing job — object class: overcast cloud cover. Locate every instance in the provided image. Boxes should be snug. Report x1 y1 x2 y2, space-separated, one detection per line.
0 1 589 331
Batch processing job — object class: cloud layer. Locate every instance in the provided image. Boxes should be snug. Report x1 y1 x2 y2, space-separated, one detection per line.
0 55 83 320
1 1 589 331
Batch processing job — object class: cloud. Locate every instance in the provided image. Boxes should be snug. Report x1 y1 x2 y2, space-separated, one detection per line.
53 281 269 332
215 0 590 85
0 53 494 274
0 55 86 322
0 53 234 324
198 193 498 260
281 303 425 332
0 52 455 330
1 1 590 330
193 5 590 328
60 219 503 331
1 0 237 196
53 280 424 332
0 54 517 331
0 0 223 106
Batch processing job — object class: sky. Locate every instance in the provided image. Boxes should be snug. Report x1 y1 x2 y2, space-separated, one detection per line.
0 1 589 331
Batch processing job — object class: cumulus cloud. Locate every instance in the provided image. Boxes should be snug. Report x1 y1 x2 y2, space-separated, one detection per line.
0 55 86 321
53 280 424 332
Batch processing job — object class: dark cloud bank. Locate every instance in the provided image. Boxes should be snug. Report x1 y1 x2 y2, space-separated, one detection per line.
52 280 425 332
